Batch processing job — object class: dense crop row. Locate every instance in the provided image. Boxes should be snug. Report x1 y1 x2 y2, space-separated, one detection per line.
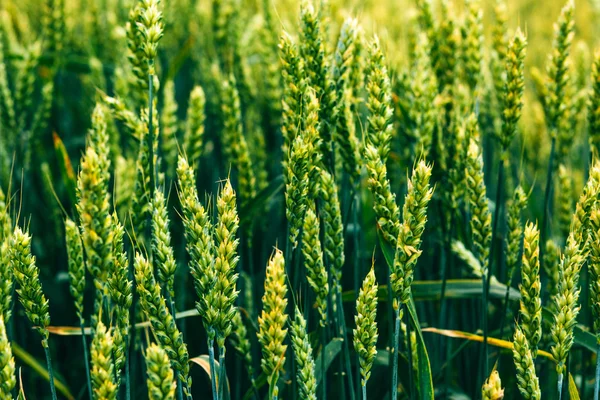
1 0 600 399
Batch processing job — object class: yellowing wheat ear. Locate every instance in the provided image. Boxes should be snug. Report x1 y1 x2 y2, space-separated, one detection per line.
258 249 288 400
354 266 378 399
146 343 177 400
0 315 16 399
482 369 504 400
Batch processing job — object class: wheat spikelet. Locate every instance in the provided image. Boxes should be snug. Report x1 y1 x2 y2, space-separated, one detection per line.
482 369 504 400
65 218 85 323
0 188 12 323
258 249 288 399
498 28 527 154
391 161 434 305
0 315 16 399
505 186 527 288
161 80 179 173
107 214 132 378
464 120 492 275
183 85 206 166
91 321 118 400
512 326 541 400
9 227 51 346
460 0 483 91
545 0 575 135
213 179 240 347
134 253 192 395
519 222 542 355
176 157 217 337
146 343 177 400
353 266 378 389
151 190 177 300
302 205 329 326
290 307 317 400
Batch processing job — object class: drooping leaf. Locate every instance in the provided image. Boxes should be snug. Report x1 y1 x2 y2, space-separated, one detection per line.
12 343 74 400
240 175 284 226
422 328 555 360
341 279 519 303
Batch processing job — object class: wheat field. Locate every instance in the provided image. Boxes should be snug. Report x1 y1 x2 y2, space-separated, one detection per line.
1 0 600 399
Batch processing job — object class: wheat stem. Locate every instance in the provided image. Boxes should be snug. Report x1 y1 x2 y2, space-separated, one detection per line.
391 306 401 400
208 337 219 400
44 344 58 400
80 322 93 400
595 341 600 400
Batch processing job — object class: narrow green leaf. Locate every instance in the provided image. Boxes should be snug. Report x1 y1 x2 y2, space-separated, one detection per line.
377 231 434 400
341 279 519 302
12 343 74 400
314 337 344 385
52 132 76 207
240 175 284 226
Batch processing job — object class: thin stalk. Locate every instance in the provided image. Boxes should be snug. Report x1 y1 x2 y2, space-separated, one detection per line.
148 74 155 200
498 284 512 340
218 345 226 400
483 159 505 376
321 325 327 400
80 322 93 400
208 337 219 400
405 306 415 400
594 341 600 400
353 192 361 398
337 289 356 400
391 306 401 400
362 384 367 400
481 272 489 379
165 292 183 400
387 268 395 393
540 137 557 298
44 344 58 400
125 334 131 400
558 372 564 400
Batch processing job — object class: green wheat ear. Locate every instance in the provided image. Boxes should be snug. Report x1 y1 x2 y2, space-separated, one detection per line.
134 252 192 395
460 0 483 92
65 218 85 323
290 307 317 400
0 188 13 323
589 205 600 337
366 35 394 162
391 160 434 305
545 0 575 136
301 205 329 327
146 343 177 400
230 309 255 385
589 49 600 157
258 249 288 400
505 186 527 288
0 315 16 399
513 326 541 400
353 266 379 389
151 189 177 301
90 321 118 400
464 119 492 275
107 213 132 380
519 222 542 356
498 28 527 155
183 85 206 166
213 178 241 347
9 227 51 346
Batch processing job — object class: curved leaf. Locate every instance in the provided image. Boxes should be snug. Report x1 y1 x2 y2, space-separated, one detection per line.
377 231 434 400
12 343 74 400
